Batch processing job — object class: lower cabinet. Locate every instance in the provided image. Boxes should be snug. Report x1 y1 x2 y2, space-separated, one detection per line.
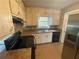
34 33 52 44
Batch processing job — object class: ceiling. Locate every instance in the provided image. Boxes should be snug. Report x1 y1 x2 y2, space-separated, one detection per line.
23 0 79 10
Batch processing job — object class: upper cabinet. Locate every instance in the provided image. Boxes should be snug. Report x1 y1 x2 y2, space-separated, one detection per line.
10 0 19 17
0 0 14 39
26 7 61 26
10 0 26 21
18 0 26 21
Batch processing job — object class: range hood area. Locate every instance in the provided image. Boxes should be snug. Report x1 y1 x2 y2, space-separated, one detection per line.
12 16 24 25
12 16 24 32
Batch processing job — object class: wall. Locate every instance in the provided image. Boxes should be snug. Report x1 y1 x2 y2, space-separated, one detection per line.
25 7 61 26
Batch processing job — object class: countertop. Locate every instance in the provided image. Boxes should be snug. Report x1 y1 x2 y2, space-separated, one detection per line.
21 29 60 36
0 48 31 59
14 24 61 36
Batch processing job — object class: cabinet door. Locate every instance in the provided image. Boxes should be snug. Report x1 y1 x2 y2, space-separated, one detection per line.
33 34 40 44
39 33 52 44
18 0 26 21
10 0 19 17
26 8 33 25
34 33 52 44
26 8 38 25
0 0 14 39
31 9 38 25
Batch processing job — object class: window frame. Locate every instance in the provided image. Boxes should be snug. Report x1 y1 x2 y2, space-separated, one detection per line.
37 16 52 28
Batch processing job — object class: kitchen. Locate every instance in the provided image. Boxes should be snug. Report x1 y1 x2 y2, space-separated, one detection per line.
0 0 79 59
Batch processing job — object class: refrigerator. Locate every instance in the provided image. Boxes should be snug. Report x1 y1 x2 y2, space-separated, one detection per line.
62 13 79 59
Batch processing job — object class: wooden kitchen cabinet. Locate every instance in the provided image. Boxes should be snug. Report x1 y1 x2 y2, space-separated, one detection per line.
26 8 39 25
0 0 14 39
10 0 19 17
10 0 26 21
26 9 35 25
34 33 52 44
26 7 60 26
18 0 26 21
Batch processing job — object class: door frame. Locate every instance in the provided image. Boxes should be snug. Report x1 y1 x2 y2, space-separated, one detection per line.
60 9 79 43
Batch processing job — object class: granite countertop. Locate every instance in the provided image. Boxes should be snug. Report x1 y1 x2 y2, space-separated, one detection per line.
14 25 61 36
21 28 60 36
15 26 61 35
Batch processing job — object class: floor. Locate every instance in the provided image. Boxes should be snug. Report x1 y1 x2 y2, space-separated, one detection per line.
35 43 63 59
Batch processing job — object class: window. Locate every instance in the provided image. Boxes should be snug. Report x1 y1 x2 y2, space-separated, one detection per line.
38 16 52 28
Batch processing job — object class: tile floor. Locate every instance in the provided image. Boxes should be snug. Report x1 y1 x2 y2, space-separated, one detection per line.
35 43 63 59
